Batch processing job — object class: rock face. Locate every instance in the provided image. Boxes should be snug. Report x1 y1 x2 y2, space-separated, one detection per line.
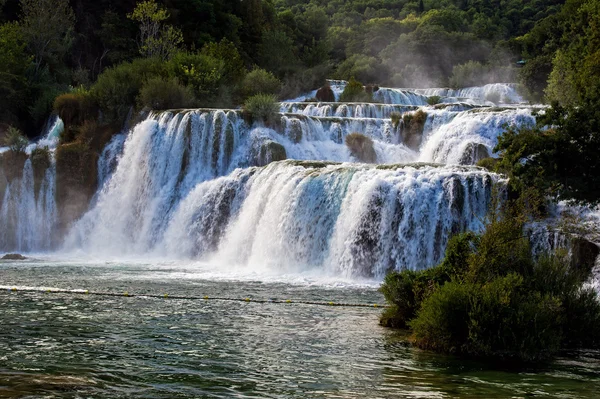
316 85 335 102
2 253 27 260
571 237 600 277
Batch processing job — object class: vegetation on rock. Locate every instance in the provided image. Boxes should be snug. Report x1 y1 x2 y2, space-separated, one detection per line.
339 77 372 103
244 94 280 126
402 110 427 150
345 132 376 163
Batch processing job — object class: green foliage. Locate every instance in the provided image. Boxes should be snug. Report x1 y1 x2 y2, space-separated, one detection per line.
241 69 282 98
0 22 31 124
128 0 183 60
53 91 98 130
91 58 167 123
380 205 600 363
427 96 441 105
336 54 387 84
243 94 279 125
20 0 75 76
137 77 196 110
345 132 376 163
495 101 600 206
339 77 371 102
3 126 28 153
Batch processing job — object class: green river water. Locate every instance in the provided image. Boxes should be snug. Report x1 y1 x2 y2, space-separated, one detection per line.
1 259 599 398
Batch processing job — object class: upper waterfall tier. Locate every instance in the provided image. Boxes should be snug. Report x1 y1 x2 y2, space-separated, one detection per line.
65 161 501 277
291 80 526 105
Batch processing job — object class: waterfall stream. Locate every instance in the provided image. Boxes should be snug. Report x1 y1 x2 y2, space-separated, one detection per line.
0 81 569 278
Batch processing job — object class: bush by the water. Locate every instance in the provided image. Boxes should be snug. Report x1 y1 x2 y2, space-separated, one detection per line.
244 94 280 126
380 209 600 363
339 77 372 103
427 96 441 105
345 132 376 163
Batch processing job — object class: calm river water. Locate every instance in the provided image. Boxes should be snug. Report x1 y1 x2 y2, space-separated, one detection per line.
1 258 599 398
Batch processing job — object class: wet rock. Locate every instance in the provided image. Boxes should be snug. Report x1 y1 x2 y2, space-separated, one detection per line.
459 143 490 165
316 85 335 102
571 237 600 278
2 253 27 260
257 141 287 166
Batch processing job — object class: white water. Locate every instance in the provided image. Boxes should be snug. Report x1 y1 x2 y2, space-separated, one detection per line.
1 81 564 279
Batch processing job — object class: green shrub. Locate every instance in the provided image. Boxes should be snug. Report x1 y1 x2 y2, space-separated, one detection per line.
3 126 28 153
410 281 474 354
339 77 372 103
380 206 600 363
91 58 167 123
427 95 441 105
244 94 280 125
54 91 98 129
241 69 281 98
345 132 376 163
476 157 499 171
137 77 196 110
167 52 226 102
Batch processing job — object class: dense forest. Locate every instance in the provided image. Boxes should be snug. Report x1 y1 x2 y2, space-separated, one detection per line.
0 0 578 137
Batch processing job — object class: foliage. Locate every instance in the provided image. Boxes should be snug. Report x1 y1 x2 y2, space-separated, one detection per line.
128 0 183 60
241 69 281 98
495 102 600 206
243 94 279 125
402 110 427 149
427 96 441 105
0 22 31 125
137 77 196 110
339 77 371 102
380 207 600 363
19 0 75 76
3 126 28 153
54 91 98 130
345 132 376 163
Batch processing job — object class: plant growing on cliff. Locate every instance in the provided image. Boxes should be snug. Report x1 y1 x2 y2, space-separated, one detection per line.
345 132 377 163
3 127 28 153
241 69 281 98
244 94 280 126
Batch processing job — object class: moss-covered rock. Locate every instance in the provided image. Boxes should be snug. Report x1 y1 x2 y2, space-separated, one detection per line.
55 141 99 232
257 141 287 166
286 118 303 143
402 110 428 150
0 151 28 182
345 132 377 163
459 143 490 165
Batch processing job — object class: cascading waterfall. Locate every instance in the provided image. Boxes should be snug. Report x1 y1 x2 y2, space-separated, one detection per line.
3 79 572 279
68 161 500 277
0 160 57 252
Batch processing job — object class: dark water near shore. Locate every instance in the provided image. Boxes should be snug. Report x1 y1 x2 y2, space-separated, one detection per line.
1 259 599 398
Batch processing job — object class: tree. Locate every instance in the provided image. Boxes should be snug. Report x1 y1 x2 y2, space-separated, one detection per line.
0 22 31 123
128 0 184 60
19 0 75 76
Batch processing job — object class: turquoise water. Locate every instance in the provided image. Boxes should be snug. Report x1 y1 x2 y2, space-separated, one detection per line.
1 259 599 398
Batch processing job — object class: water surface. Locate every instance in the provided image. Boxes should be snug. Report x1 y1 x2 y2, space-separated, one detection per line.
1 259 599 398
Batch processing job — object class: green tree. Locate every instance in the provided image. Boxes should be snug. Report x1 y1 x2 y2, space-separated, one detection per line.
0 22 31 124
128 0 184 60
19 0 75 76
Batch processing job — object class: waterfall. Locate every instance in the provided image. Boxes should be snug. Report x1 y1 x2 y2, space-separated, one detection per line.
1 81 555 280
67 161 500 277
0 160 57 252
